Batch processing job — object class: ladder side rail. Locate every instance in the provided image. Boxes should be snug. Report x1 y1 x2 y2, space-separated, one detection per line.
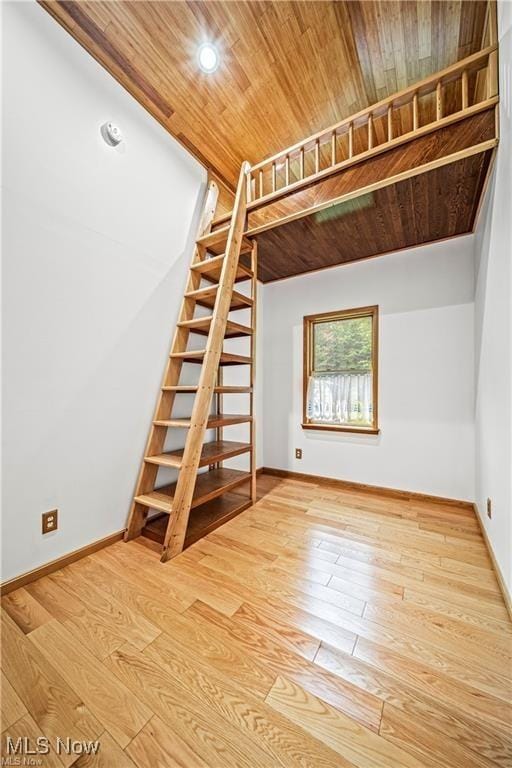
161 161 250 560
250 239 258 503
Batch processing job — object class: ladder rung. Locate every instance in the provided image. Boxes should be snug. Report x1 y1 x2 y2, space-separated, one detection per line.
162 385 253 394
184 285 253 311
142 493 252 547
144 440 251 469
170 350 252 366
177 316 252 338
135 468 251 514
191 254 253 283
154 413 252 428
197 227 253 256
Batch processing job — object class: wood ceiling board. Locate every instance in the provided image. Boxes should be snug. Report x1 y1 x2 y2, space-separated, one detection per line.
256 149 493 282
245 108 497 234
40 1 488 188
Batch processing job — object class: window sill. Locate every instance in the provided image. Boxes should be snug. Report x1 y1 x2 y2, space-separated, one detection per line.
301 422 380 435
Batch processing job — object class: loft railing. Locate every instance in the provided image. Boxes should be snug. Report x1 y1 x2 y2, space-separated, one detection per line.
243 44 498 210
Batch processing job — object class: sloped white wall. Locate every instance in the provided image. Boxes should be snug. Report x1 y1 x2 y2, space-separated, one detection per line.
1 1 206 580
473 1 512 595
262 238 476 502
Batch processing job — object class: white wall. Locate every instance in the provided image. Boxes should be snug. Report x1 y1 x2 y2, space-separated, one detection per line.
473 1 512 595
262 238 476 501
1 2 206 581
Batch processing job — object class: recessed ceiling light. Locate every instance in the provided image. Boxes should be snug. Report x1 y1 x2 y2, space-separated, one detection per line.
198 43 219 73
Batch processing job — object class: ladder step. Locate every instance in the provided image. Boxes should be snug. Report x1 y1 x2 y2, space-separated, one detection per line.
184 285 253 310
134 468 251 514
170 350 252 366
197 227 253 256
145 440 251 469
142 492 252 547
162 385 252 394
154 413 252 428
191 254 253 284
177 316 252 338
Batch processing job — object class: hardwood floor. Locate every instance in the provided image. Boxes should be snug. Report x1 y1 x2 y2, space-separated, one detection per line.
2 474 511 767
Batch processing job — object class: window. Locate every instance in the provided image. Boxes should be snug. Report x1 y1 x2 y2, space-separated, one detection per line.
303 305 379 433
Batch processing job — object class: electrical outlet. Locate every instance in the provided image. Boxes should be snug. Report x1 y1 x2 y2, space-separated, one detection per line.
295 448 302 459
42 509 58 534
487 498 492 519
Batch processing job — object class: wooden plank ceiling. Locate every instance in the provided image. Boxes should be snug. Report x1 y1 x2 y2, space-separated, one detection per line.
255 150 493 282
41 1 487 190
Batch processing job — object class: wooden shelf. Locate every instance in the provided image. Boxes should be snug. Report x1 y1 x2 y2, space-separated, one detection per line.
141 490 251 547
170 350 252 366
177 316 252 338
196 227 253 256
162 385 252 394
184 285 253 311
154 413 252 428
144 440 251 469
191 255 253 283
135 468 251 514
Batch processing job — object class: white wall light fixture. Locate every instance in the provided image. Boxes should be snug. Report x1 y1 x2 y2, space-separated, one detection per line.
198 43 219 74
100 121 123 146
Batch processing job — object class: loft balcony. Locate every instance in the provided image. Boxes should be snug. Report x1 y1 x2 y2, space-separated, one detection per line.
212 44 499 282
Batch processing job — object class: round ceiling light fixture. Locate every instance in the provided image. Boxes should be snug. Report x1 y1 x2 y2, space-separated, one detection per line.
198 43 219 73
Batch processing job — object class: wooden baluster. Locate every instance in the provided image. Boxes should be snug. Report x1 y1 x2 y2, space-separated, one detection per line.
285 155 290 187
487 1 498 99
300 147 305 179
246 172 252 202
259 170 263 198
462 69 468 110
487 51 498 98
436 81 443 121
368 114 373 150
272 162 276 192
348 123 353 158
387 105 393 142
315 140 320 173
413 93 419 132
331 130 336 165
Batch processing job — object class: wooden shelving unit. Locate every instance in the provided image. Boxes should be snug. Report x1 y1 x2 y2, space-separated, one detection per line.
125 165 257 560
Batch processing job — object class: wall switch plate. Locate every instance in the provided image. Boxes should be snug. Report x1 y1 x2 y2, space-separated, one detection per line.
295 448 302 459
487 498 492 519
42 509 58 534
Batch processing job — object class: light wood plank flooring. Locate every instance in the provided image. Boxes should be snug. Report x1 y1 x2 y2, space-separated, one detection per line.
2 475 511 767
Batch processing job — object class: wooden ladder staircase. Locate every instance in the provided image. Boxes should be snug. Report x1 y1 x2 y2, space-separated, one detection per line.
125 161 256 562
